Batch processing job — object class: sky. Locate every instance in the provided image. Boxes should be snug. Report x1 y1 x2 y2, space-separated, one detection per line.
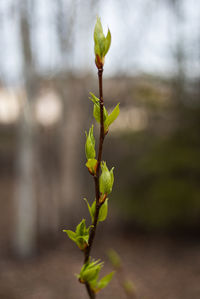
0 0 199 85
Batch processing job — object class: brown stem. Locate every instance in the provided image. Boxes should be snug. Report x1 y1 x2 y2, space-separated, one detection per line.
84 67 104 263
83 68 105 298
85 282 95 299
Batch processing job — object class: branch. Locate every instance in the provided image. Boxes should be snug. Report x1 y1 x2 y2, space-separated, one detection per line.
83 68 105 298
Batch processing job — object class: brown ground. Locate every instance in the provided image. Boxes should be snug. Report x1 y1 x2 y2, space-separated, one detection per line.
0 231 200 299
0 176 200 299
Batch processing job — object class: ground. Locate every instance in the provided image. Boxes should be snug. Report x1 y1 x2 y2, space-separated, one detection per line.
0 231 200 299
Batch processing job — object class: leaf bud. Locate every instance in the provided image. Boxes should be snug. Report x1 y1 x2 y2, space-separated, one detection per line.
85 125 96 160
85 158 98 175
99 162 114 196
94 16 111 69
79 259 104 284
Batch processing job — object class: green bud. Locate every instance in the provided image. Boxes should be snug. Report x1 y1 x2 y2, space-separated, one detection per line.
83 265 100 283
98 198 108 222
85 158 98 175
77 258 114 293
78 259 104 285
63 219 91 251
94 16 111 68
85 125 96 160
99 162 114 196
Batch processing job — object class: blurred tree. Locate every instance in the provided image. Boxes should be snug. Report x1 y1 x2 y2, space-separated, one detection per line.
57 0 99 221
13 0 37 257
168 0 186 104
55 0 77 70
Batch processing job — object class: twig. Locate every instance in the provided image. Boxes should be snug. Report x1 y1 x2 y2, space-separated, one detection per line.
84 68 105 298
63 17 114 299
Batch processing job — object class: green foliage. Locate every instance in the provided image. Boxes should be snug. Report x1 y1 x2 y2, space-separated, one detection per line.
77 259 114 293
85 125 96 160
94 16 111 67
100 162 114 196
89 92 120 133
63 219 92 250
84 198 108 223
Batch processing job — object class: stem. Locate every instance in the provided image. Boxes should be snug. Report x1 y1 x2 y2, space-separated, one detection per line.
83 67 105 298
84 67 104 262
85 282 95 299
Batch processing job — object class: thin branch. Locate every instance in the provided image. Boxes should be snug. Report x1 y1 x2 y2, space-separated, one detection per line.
84 67 104 263
85 282 95 299
83 67 105 298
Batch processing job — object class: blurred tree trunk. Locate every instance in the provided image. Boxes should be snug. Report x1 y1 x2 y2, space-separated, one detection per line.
37 124 61 235
14 0 37 258
56 1 97 222
59 79 88 222
55 0 77 70
54 0 83 221
168 0 186 104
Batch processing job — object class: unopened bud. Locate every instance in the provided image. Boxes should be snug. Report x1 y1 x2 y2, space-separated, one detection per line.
94 16 111 69
99 162 114 195
85 125 96 160
86 158 98 175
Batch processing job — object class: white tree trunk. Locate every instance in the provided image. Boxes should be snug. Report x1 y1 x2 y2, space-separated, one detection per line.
13 0 37 258
14 97 37 257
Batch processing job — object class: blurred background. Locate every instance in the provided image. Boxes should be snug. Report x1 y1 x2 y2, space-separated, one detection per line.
0 0 200 298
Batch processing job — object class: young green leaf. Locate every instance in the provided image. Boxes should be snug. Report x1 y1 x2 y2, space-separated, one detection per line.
98 198 108 222
76 219 86 236
103 29 111 57
94 17 105 59
91 200 96 223
110 167 114 188
84 198 93 222
104 103 120 132
63 230 77 242
89 92 108 123
86 199 108 223
63 219 92 250
86 199 96 223
97 271 115 290
85 125 96 160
